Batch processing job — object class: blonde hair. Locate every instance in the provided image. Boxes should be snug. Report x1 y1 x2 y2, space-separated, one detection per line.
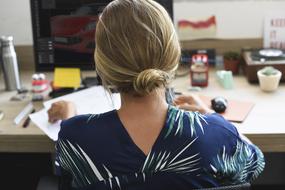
95 0 181 96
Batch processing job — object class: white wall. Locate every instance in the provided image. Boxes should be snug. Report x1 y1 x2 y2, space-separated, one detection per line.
0 0 285 45
0 0 32 45
174 0 285 39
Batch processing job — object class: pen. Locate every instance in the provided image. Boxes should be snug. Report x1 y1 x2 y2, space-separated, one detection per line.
14 102 34 125
0 111 4 121
22 109 35 128
174 92 183 95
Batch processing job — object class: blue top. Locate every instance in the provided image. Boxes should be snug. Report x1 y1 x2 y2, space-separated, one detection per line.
56 105 265 190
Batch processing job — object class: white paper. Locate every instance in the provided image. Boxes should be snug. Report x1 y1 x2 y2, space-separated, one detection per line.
29 108 61 141
30 86 121 141
43 86 121 113
264 11 285 49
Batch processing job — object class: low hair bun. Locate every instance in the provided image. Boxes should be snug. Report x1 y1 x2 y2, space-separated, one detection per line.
133 69 169 96
95 0 181 96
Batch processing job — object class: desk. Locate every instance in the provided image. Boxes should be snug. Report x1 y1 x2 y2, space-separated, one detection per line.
0 71 96 153
0 70 285 153
0 71 54 152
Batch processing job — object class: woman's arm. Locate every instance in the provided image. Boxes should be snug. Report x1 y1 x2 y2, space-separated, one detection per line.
48 101 77 123
203 114 265 184
174 95 214 114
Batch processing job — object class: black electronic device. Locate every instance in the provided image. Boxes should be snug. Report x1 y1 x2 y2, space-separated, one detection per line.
251 48 285 61
211 97 228 113
30 0 173 71
181 49 216 66
243 50 285 83
82 76 101 88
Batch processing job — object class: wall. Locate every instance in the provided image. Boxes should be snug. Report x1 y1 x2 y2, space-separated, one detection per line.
174 0 285 39
0 0 32 45
0 0 285 45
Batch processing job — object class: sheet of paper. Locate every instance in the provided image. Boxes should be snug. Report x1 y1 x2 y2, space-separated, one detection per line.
53 68 81 88
44 86 121 114
30 86 121 141
29 108 61 141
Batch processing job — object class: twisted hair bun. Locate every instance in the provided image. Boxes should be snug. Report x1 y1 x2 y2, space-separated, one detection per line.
95 0 181 96
133 69 169 96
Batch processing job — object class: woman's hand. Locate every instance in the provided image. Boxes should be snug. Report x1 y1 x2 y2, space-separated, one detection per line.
48 101 77 123
174 95 214 114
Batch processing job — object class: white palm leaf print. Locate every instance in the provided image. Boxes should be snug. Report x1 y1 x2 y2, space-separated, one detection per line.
209 141 265 185
58 139 96 187
142 137 201 175
77 145 104 181
165 107 207 138
58 139 122 189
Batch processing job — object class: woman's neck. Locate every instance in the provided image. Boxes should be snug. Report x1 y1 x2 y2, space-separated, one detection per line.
117 88 169 155
118 89 168 116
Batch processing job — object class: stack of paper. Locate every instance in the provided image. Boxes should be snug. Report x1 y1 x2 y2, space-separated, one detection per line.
29 86 121 141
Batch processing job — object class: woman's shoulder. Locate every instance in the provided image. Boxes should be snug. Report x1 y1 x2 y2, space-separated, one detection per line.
62 110 116 125
203 113 239 136
58 110 117 140
170 107 241 148
168 106 238 138
190 111 240 144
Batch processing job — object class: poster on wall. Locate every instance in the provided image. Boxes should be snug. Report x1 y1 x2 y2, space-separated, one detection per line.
177 16 217 41
264 12 285 50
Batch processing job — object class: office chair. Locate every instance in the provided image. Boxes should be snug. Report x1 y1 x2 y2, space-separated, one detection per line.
36 176 58 190
37 176 251 190
37 169 73 190
194 183 251 190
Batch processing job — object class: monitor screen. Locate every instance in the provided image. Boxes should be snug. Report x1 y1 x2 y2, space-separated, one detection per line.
30 0 173 71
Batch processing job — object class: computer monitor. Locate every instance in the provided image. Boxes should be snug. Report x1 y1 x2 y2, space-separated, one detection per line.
30 0 173 71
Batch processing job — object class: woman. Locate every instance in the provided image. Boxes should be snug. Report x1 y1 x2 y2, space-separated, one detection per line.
48 0 264 189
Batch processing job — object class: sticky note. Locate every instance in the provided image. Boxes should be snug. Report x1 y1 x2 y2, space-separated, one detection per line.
54 68 81 88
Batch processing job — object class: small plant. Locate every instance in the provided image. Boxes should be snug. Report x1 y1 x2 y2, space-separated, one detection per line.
260 66 279 76
223 51 240 74
223 51 240 60
257 66 282 92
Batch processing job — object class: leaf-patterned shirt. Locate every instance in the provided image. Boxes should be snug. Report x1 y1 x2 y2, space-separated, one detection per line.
55 105 265 190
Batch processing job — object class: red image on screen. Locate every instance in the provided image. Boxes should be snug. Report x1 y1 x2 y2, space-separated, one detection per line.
50 5 99 54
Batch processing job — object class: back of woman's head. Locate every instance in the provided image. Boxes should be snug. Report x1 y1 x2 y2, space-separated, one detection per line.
95 0 181 96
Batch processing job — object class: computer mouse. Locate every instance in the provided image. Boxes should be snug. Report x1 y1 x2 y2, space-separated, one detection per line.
211 97 228 113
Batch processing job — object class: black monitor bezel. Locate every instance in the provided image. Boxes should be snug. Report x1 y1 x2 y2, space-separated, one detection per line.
30 0 173 71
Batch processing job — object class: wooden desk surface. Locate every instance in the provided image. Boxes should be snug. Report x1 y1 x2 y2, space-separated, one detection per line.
0 70 285 152
0 71 53 152
0 71 96 153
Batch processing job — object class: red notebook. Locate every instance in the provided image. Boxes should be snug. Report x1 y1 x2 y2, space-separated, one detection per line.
199 95 255 123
